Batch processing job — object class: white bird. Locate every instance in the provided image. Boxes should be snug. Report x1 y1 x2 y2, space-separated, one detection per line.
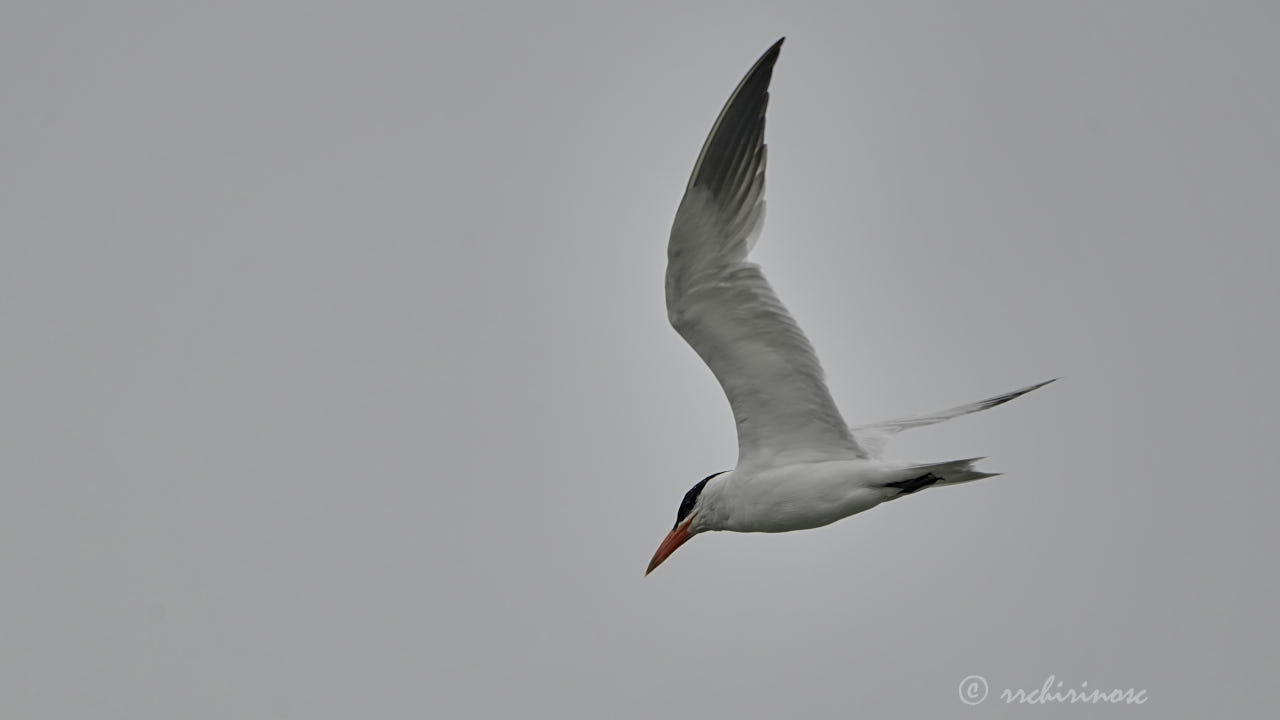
647 38 1054 575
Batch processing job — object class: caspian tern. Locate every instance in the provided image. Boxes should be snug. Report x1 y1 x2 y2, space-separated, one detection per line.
646 38 1054 575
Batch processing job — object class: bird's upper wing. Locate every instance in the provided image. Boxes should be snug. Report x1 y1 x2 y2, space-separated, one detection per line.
666 39 864 468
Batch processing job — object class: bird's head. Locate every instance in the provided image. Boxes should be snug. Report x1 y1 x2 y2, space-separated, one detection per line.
646 471 727 575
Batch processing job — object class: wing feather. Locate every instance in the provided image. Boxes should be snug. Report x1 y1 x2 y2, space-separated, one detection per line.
666 39 864 467
849 380 1059 458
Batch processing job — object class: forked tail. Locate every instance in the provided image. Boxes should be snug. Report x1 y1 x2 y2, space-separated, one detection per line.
882 457 999 497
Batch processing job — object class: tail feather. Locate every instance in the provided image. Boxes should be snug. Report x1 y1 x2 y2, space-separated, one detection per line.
904 457 1000 486
881 457 1000 497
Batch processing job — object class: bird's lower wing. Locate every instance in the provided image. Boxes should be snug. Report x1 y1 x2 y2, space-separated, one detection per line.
849 379 1058 458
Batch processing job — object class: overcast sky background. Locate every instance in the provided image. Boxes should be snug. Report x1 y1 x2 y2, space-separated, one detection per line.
3 2 1278 718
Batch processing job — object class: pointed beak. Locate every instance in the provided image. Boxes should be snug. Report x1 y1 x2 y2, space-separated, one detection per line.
646 516 695 576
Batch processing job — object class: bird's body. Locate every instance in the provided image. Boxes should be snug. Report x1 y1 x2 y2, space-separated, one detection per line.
646 38 1053 574
699 460 893 534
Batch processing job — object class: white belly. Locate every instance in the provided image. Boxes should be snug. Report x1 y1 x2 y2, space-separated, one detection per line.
719 460 895 533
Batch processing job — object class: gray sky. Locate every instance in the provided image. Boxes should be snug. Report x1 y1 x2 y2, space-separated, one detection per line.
3 1 1277 718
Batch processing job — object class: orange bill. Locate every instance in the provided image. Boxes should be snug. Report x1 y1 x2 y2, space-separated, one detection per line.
646 516 695 575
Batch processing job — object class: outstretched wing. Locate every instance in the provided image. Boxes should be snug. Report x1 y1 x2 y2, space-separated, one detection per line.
850 379 1058 458
666 39 864 468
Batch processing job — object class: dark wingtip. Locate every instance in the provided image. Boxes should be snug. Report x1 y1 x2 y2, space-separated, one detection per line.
736 39 784 87
685 39 785 195
975 378 1059 412
760 37 785 69
735 38 784 92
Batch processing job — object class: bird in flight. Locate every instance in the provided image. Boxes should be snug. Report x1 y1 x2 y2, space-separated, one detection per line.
647 38 1054 575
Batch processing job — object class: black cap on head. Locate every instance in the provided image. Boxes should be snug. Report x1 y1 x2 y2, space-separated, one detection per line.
674 471 726 529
